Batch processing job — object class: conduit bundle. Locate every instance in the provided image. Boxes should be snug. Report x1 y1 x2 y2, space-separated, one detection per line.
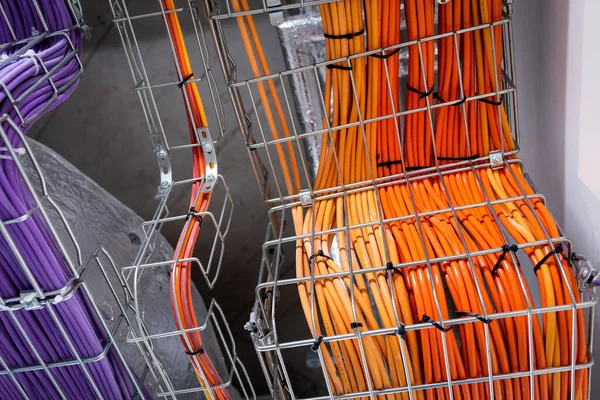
229 0 590 399
0 1 145 399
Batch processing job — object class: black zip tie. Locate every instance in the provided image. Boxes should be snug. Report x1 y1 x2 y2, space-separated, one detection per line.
326 64 352 71
456 311 492 324
370 48 401 59
350 322 363 329
262 289 273 301
311 335 324 352
386 261 395 271
434 93 468 107
177 73 194 88
309 250 333 264
420 314 452 332
396 324 407 338
323 29 364 40
478 95 502 106
453 96 468 106
185 207 203 224
377 160 403 168
407 84 434 99
185 347 205 356
437 154 479 161
534 244 564 275
491 244 519 275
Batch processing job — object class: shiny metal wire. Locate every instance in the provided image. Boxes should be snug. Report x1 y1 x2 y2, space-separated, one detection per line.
205 2 519 206
204 1 597 399
0 115 147 399
108 0 256 398
250 158 596 399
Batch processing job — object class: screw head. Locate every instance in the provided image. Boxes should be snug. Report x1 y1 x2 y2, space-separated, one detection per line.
206 174 216 182
157 151 166 160
160 181 169 188
492 155 501 163
203 144 213 154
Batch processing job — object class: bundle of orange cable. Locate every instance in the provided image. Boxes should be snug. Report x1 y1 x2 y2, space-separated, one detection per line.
227 1 590 399
160 1 230 398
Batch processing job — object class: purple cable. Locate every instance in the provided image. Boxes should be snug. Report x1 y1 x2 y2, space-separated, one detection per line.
0 1 148 399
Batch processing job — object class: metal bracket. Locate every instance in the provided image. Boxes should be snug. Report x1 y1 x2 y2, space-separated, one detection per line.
151 132 172 199
299 190 313 207
244 311 259 333
267 0 284 26
196 127 218 193
1 280 82 312
572 253 599 287
489 150 504 170
69 0 86 26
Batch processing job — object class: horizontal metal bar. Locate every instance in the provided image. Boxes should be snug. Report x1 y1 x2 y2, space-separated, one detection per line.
0 337 113 376
209 0 338 20
113 7 185 23
248 86 515 151
263 154 521 205
254 299 596 352
229 18 510 87
295 360 594 400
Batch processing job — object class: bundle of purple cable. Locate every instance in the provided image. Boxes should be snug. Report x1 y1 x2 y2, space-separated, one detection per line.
0 1 146 399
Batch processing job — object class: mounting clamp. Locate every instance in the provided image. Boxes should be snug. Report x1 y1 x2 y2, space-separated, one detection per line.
299 190 313 207
151 132 172 199
489 150 504 170
267 0 284 26
195 127 218 193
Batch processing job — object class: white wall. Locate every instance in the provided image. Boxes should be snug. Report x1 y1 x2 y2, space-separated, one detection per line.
514 0 600 391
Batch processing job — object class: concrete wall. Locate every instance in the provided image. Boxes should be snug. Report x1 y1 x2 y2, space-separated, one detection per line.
514 0 600 390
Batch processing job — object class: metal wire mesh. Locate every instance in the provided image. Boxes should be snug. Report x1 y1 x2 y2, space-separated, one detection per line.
249 158 596 398
109 0 257 398
204 1 519 206
0 115 148 399
203 0 598 398
0 0 85 131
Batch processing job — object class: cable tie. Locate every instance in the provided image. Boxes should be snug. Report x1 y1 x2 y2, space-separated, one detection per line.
311 335 324 352
436 154 480 161
185 207 203 224
420 314 452 332
455 311 492 324
308 250 333 264
453 96 468 106
478 95 502 106
350 322 363 329
407 84 434 99
370 48 401 60
434 93 467 107
262 289 273 301
386 261 395 271
396 324 407 338
326 64 352 71
323 29 364 40
177 72 194 88
377 160 403 168
24 49 40 75
491 244 519 275
185 347 205 356
533 244 564 275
